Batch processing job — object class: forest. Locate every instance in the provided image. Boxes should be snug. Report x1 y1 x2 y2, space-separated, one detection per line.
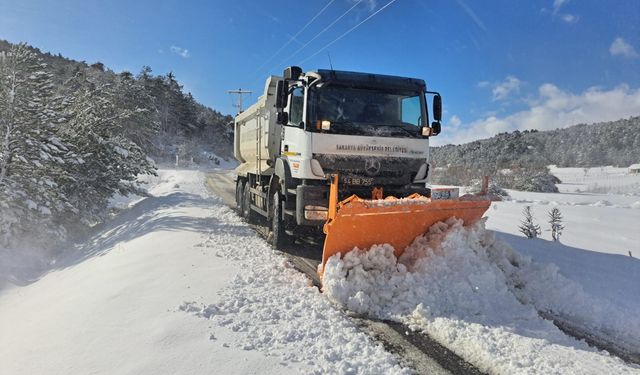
429 116 640 191
0 41 233 256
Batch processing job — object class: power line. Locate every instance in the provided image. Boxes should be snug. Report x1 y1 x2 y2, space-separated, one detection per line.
274 0 364 70
299 0 399 65
252 0 337 76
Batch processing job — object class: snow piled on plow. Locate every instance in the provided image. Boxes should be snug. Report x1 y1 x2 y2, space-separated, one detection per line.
322 219 640 374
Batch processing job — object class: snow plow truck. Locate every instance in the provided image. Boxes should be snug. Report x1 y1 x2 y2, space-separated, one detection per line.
234 66 490 276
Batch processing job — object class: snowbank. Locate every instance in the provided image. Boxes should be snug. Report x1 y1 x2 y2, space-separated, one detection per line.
323 219 639 374
180 205 410 375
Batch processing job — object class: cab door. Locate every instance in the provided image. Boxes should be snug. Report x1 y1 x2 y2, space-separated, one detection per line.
282 86 308 177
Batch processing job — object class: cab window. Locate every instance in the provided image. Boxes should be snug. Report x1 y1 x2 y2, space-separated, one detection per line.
289 87 304 126
401 95 422 126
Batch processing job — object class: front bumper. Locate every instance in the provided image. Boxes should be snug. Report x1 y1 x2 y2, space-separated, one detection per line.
294 182 431 227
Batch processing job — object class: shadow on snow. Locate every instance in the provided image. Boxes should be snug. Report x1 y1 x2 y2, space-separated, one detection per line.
3 192 252 288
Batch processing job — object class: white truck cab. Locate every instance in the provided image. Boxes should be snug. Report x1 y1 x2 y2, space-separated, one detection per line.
234 66 442 246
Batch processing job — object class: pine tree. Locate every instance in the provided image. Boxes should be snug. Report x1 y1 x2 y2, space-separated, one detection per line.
0 43 72 243
548 207 564 241
59 76 156 224
518 206 541 239
114 71 158 151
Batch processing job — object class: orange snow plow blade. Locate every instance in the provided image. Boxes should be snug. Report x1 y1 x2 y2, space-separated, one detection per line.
320 175 491 274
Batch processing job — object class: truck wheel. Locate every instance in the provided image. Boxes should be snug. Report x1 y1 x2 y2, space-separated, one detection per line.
242 182 259 224
270 190 289 249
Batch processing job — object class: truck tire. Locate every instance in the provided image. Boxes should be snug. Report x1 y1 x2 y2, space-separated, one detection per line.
270 190 289 249
242 182 259 224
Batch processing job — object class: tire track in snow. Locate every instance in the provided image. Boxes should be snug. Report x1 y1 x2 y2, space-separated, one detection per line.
539 312 640 365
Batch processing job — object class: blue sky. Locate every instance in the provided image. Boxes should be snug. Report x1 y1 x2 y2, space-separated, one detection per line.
1 0 639 144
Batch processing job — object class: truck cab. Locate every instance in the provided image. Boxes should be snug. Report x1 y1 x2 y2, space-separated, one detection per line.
234 66 442 246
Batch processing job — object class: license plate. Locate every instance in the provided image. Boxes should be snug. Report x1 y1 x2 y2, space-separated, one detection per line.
431 188 459 200
342 176 374 186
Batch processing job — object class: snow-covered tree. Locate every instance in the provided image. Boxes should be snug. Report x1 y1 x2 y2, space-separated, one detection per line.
548 207 564 241
114 70 158 150
0 43 72 244
505 167 560 193
59 77 156 224
430 116 640 189
518 206 541 239
466 178 510 198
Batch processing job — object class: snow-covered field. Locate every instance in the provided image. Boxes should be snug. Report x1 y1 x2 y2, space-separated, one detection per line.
1 167 638 375
550 165 640 195
484 167 640 326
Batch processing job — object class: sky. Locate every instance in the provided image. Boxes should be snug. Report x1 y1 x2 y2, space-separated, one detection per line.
0 0 639 145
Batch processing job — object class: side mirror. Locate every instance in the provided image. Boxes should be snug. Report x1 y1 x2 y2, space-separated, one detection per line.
275 80 287 111
431 121 441 136
433 94 442 122
277 111 289 125
283 66 302 80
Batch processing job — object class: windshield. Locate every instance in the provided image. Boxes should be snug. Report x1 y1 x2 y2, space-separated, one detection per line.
309 85 426 136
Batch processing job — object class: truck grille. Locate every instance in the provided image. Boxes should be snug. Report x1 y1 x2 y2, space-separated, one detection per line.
313 154 424 186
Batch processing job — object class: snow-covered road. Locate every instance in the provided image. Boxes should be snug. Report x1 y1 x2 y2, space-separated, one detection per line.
0 170 408 374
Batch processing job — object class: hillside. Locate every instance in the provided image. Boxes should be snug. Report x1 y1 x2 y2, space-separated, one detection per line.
431 116 640 169
0 40 233 271
429 117 640 190
0 39 234 162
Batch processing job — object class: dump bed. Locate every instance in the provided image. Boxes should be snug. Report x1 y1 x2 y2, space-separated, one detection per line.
234 76 282 177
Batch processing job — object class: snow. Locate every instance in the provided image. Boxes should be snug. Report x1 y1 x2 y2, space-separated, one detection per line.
2 165 639 374
113 145 130 158
38 206 51 215
106 173 162 211
486 189 640 258
549 165 640 194
0 169 408 375
24 199 37 210
180 224 409 373
322 165 640 373
474 166 640 258
479 167 640 350
323 219 640 374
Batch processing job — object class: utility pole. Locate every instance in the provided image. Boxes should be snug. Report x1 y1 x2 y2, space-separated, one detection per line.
227 88 252 114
